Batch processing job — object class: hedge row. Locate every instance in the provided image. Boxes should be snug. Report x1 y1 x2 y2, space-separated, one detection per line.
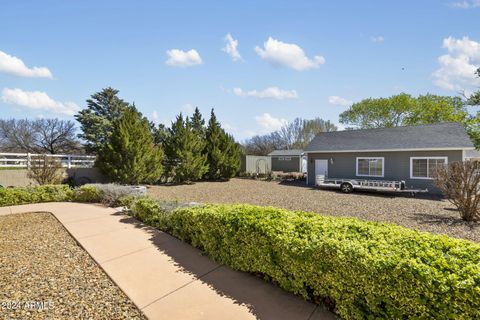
0 184 142 207
3 186 480 319
0 185 74 206
127 199 480 320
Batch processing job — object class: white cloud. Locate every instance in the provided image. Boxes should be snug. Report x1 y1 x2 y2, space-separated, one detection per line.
222 33 242 62
1 88 79 116
0 51 53 78
432 36 480 91
165 49 203 67
254 37 325 71
233 87 298 100
255 113 288 132
450 0 480 8
370 36 385 43
328 95 353 106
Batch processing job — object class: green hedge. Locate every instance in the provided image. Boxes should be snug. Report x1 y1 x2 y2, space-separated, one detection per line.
72 185 104 203
128 201 480 320
0 185 73 206
0 185 108 207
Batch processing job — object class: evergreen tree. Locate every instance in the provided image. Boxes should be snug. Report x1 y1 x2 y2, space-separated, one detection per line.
97 107 164 184
190 107 205 138
75 87 130 153
153 123 170 147
205 109 241 180
164 114 208 183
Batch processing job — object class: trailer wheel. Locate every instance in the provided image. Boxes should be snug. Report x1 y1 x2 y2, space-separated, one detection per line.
340 182 354 193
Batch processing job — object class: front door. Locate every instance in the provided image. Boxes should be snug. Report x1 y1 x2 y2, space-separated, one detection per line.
315 159 329 178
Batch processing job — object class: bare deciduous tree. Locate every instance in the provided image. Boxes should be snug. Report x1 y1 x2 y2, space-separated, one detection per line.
434 161 480 221
27 155 64 185
244 117 337 155
0 119 82 154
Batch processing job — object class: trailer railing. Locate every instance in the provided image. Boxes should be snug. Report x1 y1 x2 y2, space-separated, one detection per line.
0 153 96 169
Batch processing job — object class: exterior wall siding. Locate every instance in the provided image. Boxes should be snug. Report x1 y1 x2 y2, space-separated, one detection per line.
306 150 463 192
271 156 301 172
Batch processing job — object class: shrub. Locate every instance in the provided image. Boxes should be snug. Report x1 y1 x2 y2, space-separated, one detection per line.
130 197 164 222
27 155 64 185
434 160 480 221
271 171 305 181
84 183 146 207
73 185 103 203
127 201 480 319
0 185 73 206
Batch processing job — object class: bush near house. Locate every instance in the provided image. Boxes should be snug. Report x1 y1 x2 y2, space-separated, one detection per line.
434 160 480 221
271 171 305 181
126 200 480 320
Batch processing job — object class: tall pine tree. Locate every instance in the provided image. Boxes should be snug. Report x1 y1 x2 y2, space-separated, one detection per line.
75 87 130 153
205 109 241 180
97 107 164 184
190 107 205 138
164 114 208 183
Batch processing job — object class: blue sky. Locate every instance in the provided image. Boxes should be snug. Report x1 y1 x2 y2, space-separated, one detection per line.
1 0 479 141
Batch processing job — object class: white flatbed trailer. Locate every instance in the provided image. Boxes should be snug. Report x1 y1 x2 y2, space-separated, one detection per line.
315 177 428 195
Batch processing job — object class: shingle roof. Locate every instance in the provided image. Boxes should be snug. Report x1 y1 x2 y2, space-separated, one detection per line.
305 123 474 152
268 149 303 156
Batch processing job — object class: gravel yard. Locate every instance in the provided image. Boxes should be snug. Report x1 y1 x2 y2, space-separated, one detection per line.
148 178 480 243
0 212 145 319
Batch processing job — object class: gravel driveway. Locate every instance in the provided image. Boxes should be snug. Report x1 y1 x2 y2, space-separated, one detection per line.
148 178 479 243
0 212 145 319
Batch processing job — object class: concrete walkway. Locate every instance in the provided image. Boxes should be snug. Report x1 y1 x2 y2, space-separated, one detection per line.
0 202 335 320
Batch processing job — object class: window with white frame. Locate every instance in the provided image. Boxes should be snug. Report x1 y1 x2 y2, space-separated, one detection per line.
356 157 384 177
410 157 447 179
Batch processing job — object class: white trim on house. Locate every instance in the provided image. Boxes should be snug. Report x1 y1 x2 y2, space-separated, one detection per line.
409 156 448 180
462 149 466 161
356 157 385 178
303 147 474 154
306 159 309 185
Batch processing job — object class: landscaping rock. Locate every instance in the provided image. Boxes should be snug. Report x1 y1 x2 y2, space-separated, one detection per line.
0 212 146 319
148 178 480 243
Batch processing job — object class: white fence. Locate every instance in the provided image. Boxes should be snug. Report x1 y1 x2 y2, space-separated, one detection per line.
0 153 96 169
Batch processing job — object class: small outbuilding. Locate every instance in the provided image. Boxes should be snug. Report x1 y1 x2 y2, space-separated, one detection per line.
268 149 306 173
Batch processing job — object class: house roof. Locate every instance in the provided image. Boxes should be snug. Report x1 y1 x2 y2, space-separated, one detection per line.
268 149 303 156
305 123 475 153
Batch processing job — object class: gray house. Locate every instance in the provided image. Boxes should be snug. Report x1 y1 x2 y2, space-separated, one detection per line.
268 149 305 172
304 123 476 191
